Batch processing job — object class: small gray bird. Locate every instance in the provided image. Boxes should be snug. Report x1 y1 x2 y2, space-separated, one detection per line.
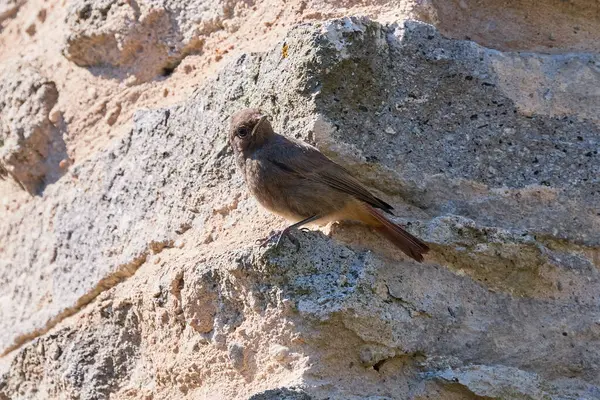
228 108 429 262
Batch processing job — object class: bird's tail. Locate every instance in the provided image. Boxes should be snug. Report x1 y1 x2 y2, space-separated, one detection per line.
364 205 429 262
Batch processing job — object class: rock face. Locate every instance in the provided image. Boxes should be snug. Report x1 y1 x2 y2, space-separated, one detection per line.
0 64 65 194
63 0 240 81
415 0 600 53
1 16 600 400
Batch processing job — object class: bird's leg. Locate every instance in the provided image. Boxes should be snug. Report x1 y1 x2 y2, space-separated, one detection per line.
257 215 321 250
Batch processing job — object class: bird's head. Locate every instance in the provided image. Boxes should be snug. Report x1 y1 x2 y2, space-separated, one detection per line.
228 108 274 154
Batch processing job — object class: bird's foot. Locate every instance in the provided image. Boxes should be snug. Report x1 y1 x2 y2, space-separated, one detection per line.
255 230 277 247
256 228 300 251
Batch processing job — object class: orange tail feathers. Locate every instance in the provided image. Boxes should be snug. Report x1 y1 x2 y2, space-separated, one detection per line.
363 205 429 262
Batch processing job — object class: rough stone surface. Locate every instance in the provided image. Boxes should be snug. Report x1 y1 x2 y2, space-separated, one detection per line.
1 300 141 400
0 63 65 194
62 0 240 81
0 0 25 24
1 14 600 400
416 0 600 53
249 388 313 399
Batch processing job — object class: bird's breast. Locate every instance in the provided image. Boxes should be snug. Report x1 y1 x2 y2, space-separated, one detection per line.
243 158 305 221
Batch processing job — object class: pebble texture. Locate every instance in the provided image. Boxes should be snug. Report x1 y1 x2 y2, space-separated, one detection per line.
1 17 599 400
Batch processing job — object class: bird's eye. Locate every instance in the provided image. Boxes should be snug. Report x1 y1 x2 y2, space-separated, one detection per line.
236 127 250 138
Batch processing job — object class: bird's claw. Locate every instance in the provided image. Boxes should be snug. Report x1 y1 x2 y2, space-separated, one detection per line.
255 230 277 246
256 229 300 251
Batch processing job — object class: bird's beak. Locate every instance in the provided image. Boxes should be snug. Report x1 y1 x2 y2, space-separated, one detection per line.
251 115 268 136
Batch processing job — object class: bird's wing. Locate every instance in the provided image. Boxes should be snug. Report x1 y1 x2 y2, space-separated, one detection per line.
267 140 394 213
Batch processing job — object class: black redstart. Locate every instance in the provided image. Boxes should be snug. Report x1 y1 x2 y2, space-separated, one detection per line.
228 108 429 262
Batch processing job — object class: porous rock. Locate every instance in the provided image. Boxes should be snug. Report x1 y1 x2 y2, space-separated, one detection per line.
62 0 241 81
0 63 65 194
415 0 600 53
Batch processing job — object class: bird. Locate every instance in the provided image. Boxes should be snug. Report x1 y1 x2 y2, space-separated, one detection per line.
228 108 429 262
